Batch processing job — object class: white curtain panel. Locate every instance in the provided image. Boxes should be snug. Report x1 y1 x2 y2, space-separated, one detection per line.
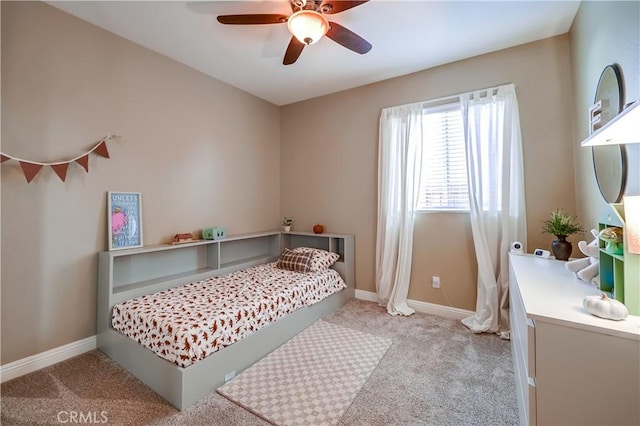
459 84 527 338
376 103 423 316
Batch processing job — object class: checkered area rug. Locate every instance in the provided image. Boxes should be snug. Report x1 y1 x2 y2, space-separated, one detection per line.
217 319 392 426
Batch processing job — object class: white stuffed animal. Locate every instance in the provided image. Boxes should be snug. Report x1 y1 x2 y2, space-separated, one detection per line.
566 229 600 287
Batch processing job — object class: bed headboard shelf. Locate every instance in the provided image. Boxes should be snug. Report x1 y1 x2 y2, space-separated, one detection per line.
98 229 355 332
99 231 277 315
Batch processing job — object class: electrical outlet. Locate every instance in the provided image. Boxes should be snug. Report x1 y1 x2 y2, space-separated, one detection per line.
224 371 236 383
432 276 440 288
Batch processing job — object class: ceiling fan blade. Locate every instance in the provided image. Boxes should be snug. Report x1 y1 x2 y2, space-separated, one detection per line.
320 1 369 14
283 37 305 65
217 14 288 25
326 22 372 54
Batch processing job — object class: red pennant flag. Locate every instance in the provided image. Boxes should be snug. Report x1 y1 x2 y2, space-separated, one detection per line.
94 141 110 158
19 161 43 183
51 163 69 182
76 155 89 172
1 154 9 163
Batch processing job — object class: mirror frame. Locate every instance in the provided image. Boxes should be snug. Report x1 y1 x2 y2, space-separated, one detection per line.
592 64 627 203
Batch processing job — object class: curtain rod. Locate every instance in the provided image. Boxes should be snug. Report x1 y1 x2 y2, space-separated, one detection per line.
381 82 515 111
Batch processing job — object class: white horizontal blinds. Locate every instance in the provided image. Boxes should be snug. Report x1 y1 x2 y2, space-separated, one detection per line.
417 103 469 211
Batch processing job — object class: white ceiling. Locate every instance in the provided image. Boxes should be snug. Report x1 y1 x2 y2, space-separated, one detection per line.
46 1 581 106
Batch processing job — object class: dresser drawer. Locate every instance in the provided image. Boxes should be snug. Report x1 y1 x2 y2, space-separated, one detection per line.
526 318 535 378
509 266 536 378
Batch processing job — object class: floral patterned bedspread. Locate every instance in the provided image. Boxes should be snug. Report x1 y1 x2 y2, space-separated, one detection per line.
111 262 346 367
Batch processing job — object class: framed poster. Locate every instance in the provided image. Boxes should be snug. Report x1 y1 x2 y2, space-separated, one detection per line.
107 191 143 250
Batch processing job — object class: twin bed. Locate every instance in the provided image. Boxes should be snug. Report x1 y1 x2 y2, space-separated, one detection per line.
97 231 355 410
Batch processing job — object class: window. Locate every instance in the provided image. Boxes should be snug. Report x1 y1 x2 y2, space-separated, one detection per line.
417 103 469 211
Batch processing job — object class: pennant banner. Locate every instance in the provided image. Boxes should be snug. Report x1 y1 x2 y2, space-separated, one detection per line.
19 161 43 183
0 135 119 183
76 155 89 172
51 163 69 182
94 141 110 158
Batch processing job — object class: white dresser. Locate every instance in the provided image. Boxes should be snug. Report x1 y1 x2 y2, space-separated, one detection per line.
509 253 640 426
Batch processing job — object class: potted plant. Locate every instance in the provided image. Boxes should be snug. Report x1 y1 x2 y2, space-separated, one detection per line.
542 208 584 260
281 217 293 232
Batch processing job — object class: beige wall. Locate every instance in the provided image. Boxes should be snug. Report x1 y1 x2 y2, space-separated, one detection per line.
281 36 576 310
1 2 280 364
570 1 640 230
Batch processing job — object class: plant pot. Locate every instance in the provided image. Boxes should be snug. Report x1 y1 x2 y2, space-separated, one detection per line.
551 236 572 261
283 225 291 232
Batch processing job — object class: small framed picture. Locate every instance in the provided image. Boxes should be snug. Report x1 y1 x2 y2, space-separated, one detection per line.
107 191 143 250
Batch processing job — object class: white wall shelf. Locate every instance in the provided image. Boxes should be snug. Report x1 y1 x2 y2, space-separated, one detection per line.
582 101 639 146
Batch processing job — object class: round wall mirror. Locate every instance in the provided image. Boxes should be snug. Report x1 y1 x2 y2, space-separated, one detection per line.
592 64 627 203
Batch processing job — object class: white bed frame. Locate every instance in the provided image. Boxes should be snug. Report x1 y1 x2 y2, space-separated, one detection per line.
97 230 355 410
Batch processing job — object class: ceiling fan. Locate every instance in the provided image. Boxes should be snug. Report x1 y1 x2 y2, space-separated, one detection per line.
217 0 372 65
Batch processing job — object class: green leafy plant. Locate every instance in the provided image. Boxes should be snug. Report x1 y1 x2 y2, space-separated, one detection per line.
542 208 584 239
281 217 293 226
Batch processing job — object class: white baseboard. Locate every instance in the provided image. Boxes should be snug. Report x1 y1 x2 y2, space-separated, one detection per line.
354 289 379 303
406 299 474 320
1 335 97 383
355 289 473 320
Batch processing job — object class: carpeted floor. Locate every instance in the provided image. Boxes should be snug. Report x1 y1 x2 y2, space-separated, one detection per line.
1 299 518 425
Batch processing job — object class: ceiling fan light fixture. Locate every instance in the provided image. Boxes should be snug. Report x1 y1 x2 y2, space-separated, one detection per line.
287 10 329 45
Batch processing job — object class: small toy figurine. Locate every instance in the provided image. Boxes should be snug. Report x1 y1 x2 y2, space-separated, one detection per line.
173 233 193 243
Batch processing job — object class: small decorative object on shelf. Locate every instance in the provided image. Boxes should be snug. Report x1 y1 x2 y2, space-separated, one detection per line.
599 226 624 255
172 233 199 245
583 293 629 321
213 227 226 240
589 100 603 135
202 228 215 240
282 217 293 232
542 208 584 261
202 227 227 240
313 223 324 234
